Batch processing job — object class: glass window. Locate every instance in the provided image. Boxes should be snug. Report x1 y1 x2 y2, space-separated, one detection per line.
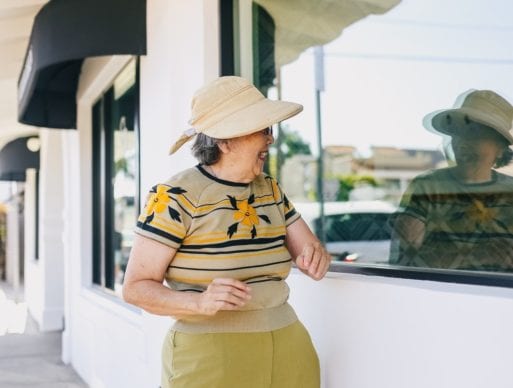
227 0 513 283
92 59 140 295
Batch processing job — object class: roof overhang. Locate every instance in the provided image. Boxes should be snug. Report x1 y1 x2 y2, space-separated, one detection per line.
0 135 39 181
17 0 146 129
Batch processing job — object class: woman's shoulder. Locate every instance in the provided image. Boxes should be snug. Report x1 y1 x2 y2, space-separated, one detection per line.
494 170 513 187
165 166 202 183
407 167 452 186
252 173 279 192
157 166 209 200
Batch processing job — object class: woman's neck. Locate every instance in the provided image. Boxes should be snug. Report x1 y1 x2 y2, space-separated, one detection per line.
452 164 494 183
207 160 254 183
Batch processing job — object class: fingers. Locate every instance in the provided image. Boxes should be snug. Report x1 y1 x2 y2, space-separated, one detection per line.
296 242 331 281
197 278 252 316
211 277 251 292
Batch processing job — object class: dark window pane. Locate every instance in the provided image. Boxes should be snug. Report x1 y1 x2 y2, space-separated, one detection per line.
92 59 139 295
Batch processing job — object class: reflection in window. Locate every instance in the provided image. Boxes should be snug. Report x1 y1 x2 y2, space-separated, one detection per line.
241 0 513 275
92 59 139 295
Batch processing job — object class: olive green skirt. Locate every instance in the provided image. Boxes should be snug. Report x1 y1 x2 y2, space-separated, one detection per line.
161 320 320 388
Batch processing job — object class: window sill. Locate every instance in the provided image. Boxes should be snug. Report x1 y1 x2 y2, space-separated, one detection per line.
326 262 513 289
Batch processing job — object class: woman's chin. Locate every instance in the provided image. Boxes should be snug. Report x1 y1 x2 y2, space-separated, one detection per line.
253 163 265 177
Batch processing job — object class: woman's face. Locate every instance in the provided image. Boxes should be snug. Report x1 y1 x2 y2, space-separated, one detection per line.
451 127 506 168
223 128 274 180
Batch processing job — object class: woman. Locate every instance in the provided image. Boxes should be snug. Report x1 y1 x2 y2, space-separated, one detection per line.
391 89 513 271
122 76 331 387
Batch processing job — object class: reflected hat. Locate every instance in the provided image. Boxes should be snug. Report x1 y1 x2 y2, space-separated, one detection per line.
426 89 513 144
169 76 303 154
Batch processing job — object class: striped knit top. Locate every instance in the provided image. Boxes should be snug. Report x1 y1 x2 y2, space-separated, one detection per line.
392 167 513 271
134 165 302 333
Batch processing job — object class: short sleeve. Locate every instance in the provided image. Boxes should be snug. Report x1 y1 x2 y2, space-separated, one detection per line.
269 177 301 227
398 178 429 223
134 183 189 248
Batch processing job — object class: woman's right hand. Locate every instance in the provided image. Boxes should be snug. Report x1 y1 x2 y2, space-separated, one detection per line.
195 278 252 316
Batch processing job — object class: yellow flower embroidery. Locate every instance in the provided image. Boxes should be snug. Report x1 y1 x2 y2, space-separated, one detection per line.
233 200 260 227
465 200 497 223
145 185 171 215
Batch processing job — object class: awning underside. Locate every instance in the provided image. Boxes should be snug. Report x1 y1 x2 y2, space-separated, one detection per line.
18 0 147 129
0 136 39 181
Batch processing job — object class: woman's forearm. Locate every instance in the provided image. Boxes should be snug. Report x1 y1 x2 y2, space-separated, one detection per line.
123 279 200 317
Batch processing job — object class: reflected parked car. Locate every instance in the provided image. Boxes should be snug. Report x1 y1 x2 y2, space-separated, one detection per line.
295 201 396 263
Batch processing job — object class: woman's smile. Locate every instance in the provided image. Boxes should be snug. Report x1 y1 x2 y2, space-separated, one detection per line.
258 151 268 161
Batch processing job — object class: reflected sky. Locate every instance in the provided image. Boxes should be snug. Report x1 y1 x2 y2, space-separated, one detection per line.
275 0 513 154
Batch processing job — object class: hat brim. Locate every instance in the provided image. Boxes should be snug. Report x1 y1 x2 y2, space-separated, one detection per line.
427 107 513 144
203 98 303 139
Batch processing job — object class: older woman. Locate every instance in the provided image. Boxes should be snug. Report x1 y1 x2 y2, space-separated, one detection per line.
391 89 513 271
122 76 330 388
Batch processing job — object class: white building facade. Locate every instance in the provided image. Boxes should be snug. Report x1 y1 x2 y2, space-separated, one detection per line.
7 1 513 388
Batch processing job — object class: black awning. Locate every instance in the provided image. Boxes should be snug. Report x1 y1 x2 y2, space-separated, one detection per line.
18 0 147 129
0 136 40 182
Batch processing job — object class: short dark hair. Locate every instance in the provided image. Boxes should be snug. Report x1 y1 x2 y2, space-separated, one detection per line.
192 133 221 165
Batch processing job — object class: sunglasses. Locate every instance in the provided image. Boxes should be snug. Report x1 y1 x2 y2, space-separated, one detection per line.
262 127 273 136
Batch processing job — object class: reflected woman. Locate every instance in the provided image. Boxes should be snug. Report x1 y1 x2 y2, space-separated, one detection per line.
390 89 513 271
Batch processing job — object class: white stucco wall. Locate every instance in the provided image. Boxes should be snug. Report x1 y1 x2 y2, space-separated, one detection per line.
288 271 513 388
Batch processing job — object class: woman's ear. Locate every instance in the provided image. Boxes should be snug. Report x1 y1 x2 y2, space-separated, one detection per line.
217 139 230 154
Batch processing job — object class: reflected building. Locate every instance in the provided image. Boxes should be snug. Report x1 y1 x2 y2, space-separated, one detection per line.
354 147 447 202
281 145 446 203
281 154 317 201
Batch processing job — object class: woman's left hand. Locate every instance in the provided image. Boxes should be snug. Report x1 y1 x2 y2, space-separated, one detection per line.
295 241 331 280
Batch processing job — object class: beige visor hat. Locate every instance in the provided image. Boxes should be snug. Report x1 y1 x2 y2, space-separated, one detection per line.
426 89 513 144
169 76 303 154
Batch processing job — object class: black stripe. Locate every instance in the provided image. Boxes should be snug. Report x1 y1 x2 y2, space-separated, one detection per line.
179 242 284 255
170 197 195 219
192 206 245 218
254 201 283 210
285 209 297 220
197 164 249 187
246 277 284 285
177 289 203 293
136 222 183 244
190 201 284 219
170 258 292 272
186 192 275 209
183 235 285 250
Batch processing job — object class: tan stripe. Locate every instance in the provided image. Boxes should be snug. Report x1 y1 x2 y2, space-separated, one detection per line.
172 254 290 271
175 246 287 260
150 218 185 237
168 269 291 285
184 228 285 244
195 195 275 214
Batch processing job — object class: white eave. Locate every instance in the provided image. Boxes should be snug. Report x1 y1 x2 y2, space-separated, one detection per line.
0 0 48 146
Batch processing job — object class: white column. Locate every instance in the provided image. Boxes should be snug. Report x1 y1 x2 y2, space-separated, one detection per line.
61 130 80 363
24 169 41 312
5 185 20 297
28 129 65 331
